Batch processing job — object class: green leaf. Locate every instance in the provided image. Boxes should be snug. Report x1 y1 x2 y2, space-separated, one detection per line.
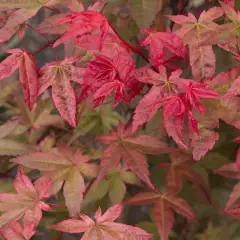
195 222 229 240
0 119 19 139
109 177 126 204
63 169 84 218
0 139 33 156
199 152 230 170
129 0 162 29
71 104 123 143
121 171 142 186
236 0 240 10
83 179 109 204
136 221 160 240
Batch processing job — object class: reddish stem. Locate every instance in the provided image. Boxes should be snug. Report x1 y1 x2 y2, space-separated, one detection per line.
108 23 149 63
32 36 60 56
25 23 50 43
83 178 96 198
179 0 189 14
48 203 67 209
56 232 63 240
44 6 61 14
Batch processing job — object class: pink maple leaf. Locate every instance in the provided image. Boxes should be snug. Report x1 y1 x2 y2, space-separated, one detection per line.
50 204 152 240
0 168 52 229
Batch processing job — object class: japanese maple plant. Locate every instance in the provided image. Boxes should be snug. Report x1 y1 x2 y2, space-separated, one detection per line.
0 0 240 239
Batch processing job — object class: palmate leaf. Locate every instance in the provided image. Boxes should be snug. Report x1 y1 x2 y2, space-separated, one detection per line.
84 164 141 204
96 123 177 189
140 29 186 67
50 204 152 240
70 103 123 143
38 57 85 127
0 168 52 229
128 0 162 29
168 8 224 80
0 221 35 240
0 49 38 110
0 7 40 43
53 10 109 50
11 145 99 218
36 13 69 35
125 188 198 240
156 152 212 202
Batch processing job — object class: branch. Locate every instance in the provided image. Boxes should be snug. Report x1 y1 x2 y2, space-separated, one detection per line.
83 178 96 198
56 232 63 240
44 6 61 14
179 0 189 14
25 23 50 43
48 203 67 209
108 23 149 63
32 37 60 56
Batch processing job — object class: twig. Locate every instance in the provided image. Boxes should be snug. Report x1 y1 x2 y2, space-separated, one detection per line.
83 178 96 198
108 23 149 63
56 232 63 240
44 6 61 14
179 0 189 14
25 23 50 43
32 37 60 56
48 203 67 209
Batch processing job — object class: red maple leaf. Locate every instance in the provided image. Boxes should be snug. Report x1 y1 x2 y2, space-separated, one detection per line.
53 10 109 50
96 123 176 189
133 66 218 149
0 8 40 43
125 188 198 240
38 56 85 127
50 204 152 239
78 53 139 107
156 151 212 202
0 49 38 110
167 8 223 80
140 29 186 68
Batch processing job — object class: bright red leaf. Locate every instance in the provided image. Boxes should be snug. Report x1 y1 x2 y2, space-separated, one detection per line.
53 10 109 50
0 49 38 110
38 57 85 127
140 29 186 68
